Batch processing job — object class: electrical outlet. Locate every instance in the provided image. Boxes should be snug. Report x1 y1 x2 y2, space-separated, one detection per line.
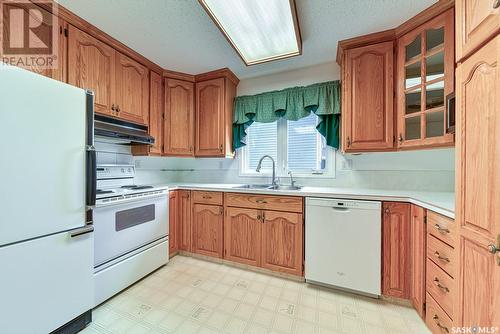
341 158 353 170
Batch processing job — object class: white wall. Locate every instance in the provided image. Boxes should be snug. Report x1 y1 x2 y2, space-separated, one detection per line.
134 61 455 192
237 61 340 96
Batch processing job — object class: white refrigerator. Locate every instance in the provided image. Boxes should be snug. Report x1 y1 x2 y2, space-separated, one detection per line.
0 65 96 333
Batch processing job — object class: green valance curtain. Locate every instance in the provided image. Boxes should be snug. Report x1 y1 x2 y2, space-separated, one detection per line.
232 80 341 150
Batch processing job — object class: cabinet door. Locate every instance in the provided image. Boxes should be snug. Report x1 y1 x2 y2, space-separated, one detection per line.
192 204 223 258
115 52 149 125
68 25 115 116
195 78 225 156
224 207 261 267
397 9 455 149
382 202 411 298
178 190 192 252
149 72 163 155
261 210 303 276
410 205 426 318
164 78 195 156
0 3 67 82
342 41 394 152
456 0 500 61
168 190 178 256
455 35 500 328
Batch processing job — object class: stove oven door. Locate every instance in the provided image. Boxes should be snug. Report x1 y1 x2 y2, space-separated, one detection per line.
93 194 168 268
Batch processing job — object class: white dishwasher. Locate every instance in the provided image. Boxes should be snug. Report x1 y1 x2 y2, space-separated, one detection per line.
305 197 381 297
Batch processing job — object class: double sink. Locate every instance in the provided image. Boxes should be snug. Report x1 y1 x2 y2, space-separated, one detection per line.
233 184 302 191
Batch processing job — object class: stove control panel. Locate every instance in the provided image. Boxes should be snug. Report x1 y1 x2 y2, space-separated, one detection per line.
96 165 135 180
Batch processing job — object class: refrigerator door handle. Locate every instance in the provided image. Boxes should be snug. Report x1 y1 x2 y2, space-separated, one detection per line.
86 146 96 209
69 225 94 238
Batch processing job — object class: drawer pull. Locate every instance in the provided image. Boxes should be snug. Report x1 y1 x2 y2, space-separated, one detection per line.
433 315 449 333
434 251 450 263
202 195 212 199
434 224 450 234
433 278 450 292
255 199 267 204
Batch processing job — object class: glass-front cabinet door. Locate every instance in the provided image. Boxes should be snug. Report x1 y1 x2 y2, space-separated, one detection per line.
397 9 455 149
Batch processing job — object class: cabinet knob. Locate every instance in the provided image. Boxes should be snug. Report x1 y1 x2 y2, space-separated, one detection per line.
116 105 121 113
189 146 193 152
346 136 351 147
398 134 404 144
384 208 390 214
219 144 223 152
487 244 499 254
493 0 500 9
111 104 116 111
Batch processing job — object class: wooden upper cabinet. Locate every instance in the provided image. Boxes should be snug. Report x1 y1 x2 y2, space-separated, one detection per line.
261 211 303 276
195 75 237 157
410 205 426 319
224 207 262 267
455 35 500 328
382 202 411 299
192 204 223 258
178 190 192 252
68 25 116 116
196 78 225 156
0 3 67 82
148 71 163 155
342 41 394 152
164 78 195 156
456 0 500 61
115 52 149 125
397 9 455 149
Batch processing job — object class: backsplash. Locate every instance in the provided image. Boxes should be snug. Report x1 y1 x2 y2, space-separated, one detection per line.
133 148 455 192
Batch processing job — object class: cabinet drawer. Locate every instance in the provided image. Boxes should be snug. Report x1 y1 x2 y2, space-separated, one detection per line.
427 234 456 278
426 259 454 319
426 293 453 334
225 193 303 213
427 211 455 247
192 191 223 205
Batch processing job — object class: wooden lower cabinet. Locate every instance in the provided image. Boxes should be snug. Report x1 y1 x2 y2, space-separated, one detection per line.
168 190 179 256
382 202 411 298
178 190 192 252
192 204 223 258
410 205 426 318
261 210 303 276
224 207 262 267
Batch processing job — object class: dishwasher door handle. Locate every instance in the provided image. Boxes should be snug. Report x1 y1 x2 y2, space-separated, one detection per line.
332 206 350 212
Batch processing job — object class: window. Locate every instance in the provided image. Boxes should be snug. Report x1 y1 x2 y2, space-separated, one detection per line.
240 113 335 177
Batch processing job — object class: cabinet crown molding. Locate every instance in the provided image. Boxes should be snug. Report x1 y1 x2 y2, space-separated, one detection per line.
336 0 454 65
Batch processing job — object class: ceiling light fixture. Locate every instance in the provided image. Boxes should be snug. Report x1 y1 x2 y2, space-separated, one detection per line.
199 0 302 66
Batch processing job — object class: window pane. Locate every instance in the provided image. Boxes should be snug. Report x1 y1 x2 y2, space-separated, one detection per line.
287 113 325 171
246 121 277 171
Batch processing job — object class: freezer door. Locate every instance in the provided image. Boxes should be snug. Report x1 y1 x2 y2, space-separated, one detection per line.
0 228 94 333
0 66 87 245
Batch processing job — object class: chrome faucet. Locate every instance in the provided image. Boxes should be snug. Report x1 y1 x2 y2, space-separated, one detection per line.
256 155 278 187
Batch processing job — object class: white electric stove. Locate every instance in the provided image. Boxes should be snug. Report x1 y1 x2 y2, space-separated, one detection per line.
93 164 169 306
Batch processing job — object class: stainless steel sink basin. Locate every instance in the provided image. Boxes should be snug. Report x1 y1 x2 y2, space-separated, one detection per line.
232 184 274 189
232 184 302 191
271 185 302 191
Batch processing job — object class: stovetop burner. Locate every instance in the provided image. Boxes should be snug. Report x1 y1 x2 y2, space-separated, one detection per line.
96 189 114 195
121 185 154 190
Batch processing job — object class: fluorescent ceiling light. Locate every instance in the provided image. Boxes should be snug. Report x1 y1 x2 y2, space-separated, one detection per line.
199 0 302 65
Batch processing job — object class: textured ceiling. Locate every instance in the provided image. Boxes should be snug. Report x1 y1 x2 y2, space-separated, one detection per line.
55 0 437 79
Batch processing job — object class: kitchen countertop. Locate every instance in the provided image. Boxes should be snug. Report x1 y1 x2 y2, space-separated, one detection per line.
159 183 455 219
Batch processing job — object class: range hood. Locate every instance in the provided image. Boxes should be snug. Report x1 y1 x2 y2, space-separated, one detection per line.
94 115 154 145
